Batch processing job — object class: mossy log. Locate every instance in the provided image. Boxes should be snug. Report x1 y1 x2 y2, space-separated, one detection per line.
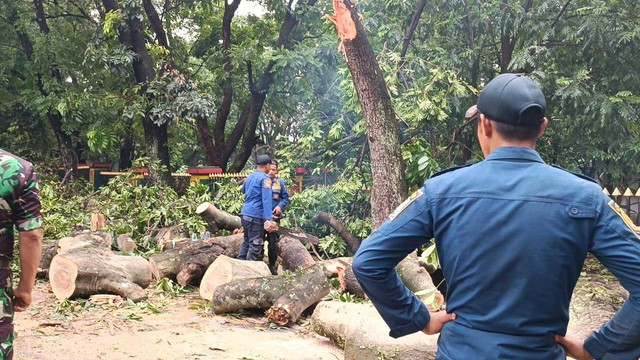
148 233 243 285
312 301 439 360
211 263 329 321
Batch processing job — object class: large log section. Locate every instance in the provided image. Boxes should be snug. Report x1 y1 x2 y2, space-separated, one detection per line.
49 232 152 302
148 233 243 285
312 301 439 360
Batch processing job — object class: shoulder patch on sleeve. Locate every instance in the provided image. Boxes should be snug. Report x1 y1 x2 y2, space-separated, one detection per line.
264 179 272 188
389 189 424 221
608 199 640 235
551 165 598 184
430 163 474 179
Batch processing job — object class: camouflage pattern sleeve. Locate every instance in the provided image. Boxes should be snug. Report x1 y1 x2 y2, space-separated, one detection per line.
11 164 43 232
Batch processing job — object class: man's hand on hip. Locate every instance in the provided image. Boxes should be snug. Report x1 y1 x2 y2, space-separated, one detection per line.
422 311 457 335
555 334 594 360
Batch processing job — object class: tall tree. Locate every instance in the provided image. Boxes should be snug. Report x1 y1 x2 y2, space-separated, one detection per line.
328 0 408 228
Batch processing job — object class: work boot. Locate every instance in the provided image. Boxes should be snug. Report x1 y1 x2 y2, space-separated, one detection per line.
269 263 278 275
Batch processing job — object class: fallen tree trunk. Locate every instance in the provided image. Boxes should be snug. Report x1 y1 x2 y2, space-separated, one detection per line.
313 211 360 254
322 257 352 278
49 232 152 302
148 233 243 285
199 255 271 301
337 264 365 298
212 263 328 319
37 242 58 278
397 252 444 311
196 202 319 245
278 236 315 271
196 202 241 232
312 301 439 360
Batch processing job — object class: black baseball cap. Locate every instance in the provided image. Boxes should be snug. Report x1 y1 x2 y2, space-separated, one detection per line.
465 74 546 126
256 154 272 166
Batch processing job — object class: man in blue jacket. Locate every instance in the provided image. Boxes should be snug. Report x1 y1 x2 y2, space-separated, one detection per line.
352 74 640 359
237 154 277 261
265 161 289 274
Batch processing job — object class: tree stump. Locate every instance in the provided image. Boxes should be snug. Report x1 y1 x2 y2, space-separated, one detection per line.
116 234 137 253
148 234 243 285
199 255 271 301
49 232 152 302
312 301 439 360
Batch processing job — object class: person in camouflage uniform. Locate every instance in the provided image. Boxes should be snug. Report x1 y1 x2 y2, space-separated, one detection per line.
0 149 43 360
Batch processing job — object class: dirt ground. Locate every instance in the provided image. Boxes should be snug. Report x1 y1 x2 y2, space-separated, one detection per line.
14 256 626 360
14 282 343 360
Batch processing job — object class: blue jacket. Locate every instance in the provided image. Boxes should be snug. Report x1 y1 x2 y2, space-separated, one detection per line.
271 178 289 211
353 146 640 360
240 170 273 221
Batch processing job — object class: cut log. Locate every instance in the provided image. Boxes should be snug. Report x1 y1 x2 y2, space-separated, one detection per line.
90 213 106 231
278 236 315 271
337 264 365 298
312 301 439 360
49 233 152 302
313 211 360 253
148 234 243 285
321 257 353 278
196 202 319 245
37 242 59 278
211 263 328 315
397 252 444 311
116 234 137 253
155 225 188 250
266 265 330 326
58 232 112 253
199 255 271 301
196 202 241 232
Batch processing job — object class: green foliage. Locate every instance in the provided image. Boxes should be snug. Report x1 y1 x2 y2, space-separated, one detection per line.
154 278 192 298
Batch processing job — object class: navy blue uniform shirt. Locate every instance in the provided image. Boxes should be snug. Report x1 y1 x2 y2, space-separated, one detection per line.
271 178 289 212
353 146 640 359
240 170 273 220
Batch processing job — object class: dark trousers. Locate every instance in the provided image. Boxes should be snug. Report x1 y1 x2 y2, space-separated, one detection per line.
265 231 279 267
238 216 265 261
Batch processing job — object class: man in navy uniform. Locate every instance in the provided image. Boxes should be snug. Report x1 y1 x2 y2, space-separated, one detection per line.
265 161 289 274
352 74 640 359
237 154 277 261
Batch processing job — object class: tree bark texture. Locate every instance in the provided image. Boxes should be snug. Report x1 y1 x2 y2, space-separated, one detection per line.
196 202 319 245
313 211 360 254
311 301 439 360
277 236 315 271
199 255 271 301
329 0 408 228
396 252 444 311
211 263 329 321
148 233 243 285
49 232 152 302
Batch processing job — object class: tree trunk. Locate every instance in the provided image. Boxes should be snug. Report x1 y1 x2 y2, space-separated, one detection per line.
119 118 134 170
37 242 59 278
321 257 353 278
329 0 408 228
196 202 319 244
311 301 439 360
211 263 328 318
148 234 243 284
313 211 360 254
396 252 443 311
199 255 271 301
337 264 365 298
49 232 151 302
397 0 428 90
277 236 315 271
